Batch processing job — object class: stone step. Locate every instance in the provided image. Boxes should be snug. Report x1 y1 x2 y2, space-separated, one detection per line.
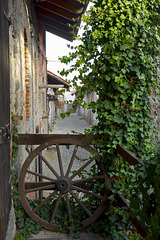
29 229 104 240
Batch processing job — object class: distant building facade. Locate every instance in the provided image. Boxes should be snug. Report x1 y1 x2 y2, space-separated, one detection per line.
47 71 70 131
72 87 98 126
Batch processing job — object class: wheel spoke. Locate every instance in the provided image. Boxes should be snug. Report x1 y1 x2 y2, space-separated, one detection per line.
56 144 64 176
50 192 63 223
65 145 78 177
72 185 104 200
65 193 72 220
72 175 105 185
25 183 55 193
25 182 56 189
19 137 108 231
39 152 59 178
27 170 56 182
69 190 92 217
33 190 58 213
70 155 97 180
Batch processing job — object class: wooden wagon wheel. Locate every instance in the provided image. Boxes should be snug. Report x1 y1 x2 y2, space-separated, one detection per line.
19 138 110 231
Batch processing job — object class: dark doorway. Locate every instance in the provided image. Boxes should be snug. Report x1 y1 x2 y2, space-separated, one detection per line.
0 0 11 239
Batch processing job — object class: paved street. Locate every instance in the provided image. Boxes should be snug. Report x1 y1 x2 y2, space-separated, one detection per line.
51 113 91 134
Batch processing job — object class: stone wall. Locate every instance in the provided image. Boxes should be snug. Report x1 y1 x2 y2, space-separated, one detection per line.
9 0 48 170
77 91 98 126
48 88 56 131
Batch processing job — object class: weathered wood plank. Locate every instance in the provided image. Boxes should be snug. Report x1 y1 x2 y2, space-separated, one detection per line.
18 134 101 145
116 144 143 166
0 0 11 239
13 115 23 120
47 0 83 14
25 182 55 191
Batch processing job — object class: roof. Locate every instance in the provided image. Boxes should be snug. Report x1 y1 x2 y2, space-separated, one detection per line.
33 0 88 42
47 70 70 88
71 88 78 95
71 84 84 95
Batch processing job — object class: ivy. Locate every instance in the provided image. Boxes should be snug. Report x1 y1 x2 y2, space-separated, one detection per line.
11 113 42 239
59 0 160 238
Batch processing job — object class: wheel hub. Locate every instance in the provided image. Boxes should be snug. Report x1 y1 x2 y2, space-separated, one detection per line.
56 176 71 193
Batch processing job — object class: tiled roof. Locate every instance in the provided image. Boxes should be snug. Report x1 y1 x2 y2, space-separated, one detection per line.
47 70 70 88
71 84 83 95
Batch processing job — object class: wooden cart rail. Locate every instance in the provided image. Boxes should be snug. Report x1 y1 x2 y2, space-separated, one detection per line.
18 134 100 145
116 144 144 166
18 134 108 231
116 144 147 238
18 134 146 237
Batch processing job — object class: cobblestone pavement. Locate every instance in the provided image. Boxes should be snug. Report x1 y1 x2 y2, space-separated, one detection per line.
29 113 105 240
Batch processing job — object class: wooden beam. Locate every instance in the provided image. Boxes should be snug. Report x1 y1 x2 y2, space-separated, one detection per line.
45 25 74 42
42 116 48 119
39 84 64 88
117 194 147 238
13 116 23 120
116 144 143 166
35 7 75 26
37 15 73 33
18 134 101 145
34 2 80 21
46 0 83 14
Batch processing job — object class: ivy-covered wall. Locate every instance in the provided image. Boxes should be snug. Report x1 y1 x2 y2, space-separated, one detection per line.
60 0 160 238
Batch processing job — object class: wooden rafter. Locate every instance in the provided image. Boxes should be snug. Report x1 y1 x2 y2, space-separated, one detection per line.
34 0 87 41
45 25 74 41
35 7 75 26
34 2 79 20
46 0 83 14
37 15 73 33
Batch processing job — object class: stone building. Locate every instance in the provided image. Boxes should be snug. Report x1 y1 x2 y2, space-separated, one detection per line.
0 0 86 239
8 0 86 168
47 70 70 131
9 0 48 171
78 91 98 126
71 87 98 126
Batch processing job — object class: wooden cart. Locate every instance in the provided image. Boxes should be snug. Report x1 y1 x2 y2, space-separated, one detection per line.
18 134 146 237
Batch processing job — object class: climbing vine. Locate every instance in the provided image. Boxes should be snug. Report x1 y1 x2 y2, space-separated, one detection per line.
11 114 82 239
59 0 160 238
11 113 42 240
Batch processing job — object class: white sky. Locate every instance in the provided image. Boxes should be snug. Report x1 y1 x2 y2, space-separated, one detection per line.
46 2 92 78
46 24 84 100
46 32 72 75
46 26 84 76
46 32 79 100
46 3 92 100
